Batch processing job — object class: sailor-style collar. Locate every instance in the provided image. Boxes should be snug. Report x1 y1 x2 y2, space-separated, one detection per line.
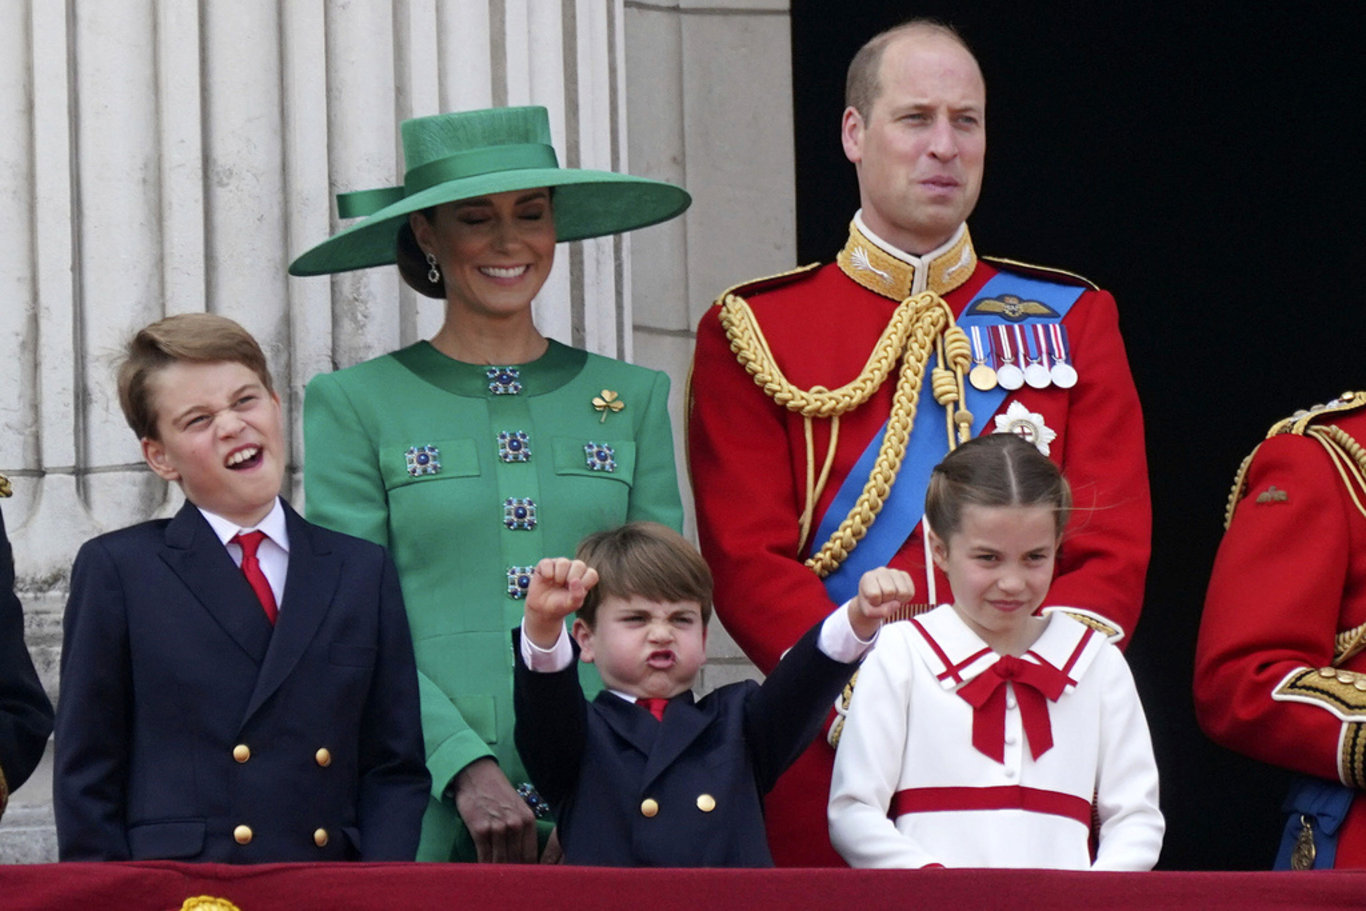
837 214 978 301
905 604 1105 694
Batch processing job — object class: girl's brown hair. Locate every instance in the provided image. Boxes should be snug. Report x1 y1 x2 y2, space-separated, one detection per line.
925 433 1072 540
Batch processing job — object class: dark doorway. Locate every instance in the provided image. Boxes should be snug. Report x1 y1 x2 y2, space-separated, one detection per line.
792 2 1364 870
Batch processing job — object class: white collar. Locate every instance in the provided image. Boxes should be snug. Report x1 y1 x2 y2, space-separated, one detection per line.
199 497 291 553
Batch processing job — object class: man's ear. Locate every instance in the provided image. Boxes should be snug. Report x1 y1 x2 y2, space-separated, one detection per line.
570 618 595 664
141 437 180 482
841 106 866 165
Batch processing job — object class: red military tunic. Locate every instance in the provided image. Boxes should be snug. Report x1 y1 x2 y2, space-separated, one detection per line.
688 218 1151 866
1195 392 1366 868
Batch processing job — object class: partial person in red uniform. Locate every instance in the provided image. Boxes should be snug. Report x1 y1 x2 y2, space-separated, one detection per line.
687 19 1151 866
1196 391 1366 869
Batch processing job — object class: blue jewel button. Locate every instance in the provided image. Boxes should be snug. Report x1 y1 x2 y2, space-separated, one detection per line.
503 497 537 530
498 430 531 463
487 366 523 396
404 445 442 477
583 442 617 473
507 566 534 599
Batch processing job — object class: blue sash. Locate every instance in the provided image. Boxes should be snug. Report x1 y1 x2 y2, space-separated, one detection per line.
814 273 1086 602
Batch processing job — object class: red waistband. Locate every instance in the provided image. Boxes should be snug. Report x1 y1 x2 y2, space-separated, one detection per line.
888 786 1091 827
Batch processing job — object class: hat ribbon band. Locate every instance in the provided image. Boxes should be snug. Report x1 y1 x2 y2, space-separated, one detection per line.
333 143 560 220
406 143 559 196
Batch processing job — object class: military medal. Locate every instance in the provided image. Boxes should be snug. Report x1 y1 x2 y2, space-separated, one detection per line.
1023 325 1051 389
968 326 997 391
1291 815 1316 870
1047 323 1078 388
994 325 1024 390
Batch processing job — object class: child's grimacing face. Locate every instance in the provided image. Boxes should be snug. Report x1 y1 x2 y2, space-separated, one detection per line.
931 503 1059 653
139 360 286 529
572 594 708 700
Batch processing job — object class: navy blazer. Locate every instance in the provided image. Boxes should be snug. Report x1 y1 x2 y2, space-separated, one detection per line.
53 499 429 862
513 622 856 866
0 507 54 816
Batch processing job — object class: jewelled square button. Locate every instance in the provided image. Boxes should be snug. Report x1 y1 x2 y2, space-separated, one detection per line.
404 444 441 477
583 442 616 473
498 430 531 463
486 366 523 396
503 497 537 531
507 566 534 600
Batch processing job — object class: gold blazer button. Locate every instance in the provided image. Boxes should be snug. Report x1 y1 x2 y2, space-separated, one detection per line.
640 798 659 818
314 828 329 847
315 748 332 767
233 825 253 845
696 794 716 813
232 744 251 763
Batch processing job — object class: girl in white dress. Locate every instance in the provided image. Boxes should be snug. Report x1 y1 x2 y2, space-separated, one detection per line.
828 433 1163 870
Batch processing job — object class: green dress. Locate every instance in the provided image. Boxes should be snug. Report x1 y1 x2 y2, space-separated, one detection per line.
303 339 683 860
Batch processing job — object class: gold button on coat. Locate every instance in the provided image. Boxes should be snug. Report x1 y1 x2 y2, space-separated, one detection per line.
315 748 332 767
696 794 716 813
233 825 253 845
314 828 329 847
640 798 659 818
232 744 250 763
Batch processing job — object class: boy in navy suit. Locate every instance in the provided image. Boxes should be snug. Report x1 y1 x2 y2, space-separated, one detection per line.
513 522 911 866
53 314 429 862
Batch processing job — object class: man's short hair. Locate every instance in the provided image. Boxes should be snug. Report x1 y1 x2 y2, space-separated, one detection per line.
117 313 275 441
845 18 977 119
574 522 714 628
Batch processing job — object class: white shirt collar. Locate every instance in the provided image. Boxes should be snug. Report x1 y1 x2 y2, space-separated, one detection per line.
198 497 290 553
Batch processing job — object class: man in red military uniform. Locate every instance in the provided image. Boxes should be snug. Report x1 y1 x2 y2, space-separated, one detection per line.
687 20 1151 865
1196 391 1366 869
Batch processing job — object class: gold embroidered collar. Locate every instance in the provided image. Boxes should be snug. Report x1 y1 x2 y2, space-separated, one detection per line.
836 218 977 300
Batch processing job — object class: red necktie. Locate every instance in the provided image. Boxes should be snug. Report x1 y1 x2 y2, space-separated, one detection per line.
955 654 1069 763
637 697 669 721
232 531 278 624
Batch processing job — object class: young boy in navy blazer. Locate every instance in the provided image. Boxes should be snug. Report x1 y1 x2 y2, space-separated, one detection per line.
513 522 911 866
53 314 429 862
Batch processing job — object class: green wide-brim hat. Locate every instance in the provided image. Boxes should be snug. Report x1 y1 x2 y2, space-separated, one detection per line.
289 106 691 276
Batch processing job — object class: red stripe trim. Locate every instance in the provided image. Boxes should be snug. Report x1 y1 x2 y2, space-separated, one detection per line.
910 618 962 683
1059 627 1094 677
888 786 1092 827
911 618 993 685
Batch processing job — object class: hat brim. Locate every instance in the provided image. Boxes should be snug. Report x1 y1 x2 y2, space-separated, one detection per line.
288 168 691 276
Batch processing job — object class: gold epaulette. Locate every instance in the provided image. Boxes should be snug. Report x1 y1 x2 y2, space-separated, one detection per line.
1225 392 1366 529
1267 390 1366 438
980 255 1099 291
1041 606 1124 643
710 262 824 308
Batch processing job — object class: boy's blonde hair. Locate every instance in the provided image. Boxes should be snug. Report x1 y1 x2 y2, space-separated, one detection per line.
574 522 713 627
117 313 274 441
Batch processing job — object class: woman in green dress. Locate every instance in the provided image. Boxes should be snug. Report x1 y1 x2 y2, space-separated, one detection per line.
289 106 690 863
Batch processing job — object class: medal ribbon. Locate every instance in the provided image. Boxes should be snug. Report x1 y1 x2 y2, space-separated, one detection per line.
813 274 1085 603
1033 325 1051 370
955 654 1070 763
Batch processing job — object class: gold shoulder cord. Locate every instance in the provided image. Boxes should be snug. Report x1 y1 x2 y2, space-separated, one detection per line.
719 289 972 577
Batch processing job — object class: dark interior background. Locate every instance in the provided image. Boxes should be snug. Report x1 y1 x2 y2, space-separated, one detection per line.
791 2 1364 870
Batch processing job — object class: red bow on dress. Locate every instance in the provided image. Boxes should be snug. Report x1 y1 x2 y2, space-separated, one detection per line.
955 654 1070 763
